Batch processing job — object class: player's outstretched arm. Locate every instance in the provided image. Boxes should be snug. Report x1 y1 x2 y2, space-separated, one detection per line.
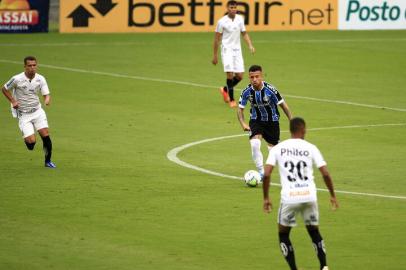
242 32 255 54
43 95 51 106
279 102 292 120
212 32 222 65
319 166 339 210
263 164 274 213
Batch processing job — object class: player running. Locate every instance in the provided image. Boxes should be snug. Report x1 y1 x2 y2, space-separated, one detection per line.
2 56 56 168
237 65 291 178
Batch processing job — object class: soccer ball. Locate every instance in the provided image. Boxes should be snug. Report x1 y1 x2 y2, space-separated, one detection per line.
244 170 262 187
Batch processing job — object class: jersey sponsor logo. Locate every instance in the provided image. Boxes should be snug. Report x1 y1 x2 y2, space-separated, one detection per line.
281 147 310 157
294 182 309 188
251 103 266 108
289 190 311 197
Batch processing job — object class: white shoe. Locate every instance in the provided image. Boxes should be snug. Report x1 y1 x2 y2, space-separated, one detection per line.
322 267 329 270
259 172 264 183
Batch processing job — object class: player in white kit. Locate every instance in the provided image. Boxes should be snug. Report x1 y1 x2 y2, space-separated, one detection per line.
212 0 255 108
263 117 338 270
2 56 56 168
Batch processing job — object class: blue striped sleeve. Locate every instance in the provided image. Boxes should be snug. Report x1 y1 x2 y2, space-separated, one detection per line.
239 88 250 108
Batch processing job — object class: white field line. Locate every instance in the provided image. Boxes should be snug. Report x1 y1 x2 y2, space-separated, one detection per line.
0 38 405 47
1 59 405 112
285 94 406 112
0 42 148 47
0 59 214 89
167 123 406 200
255 38 406 44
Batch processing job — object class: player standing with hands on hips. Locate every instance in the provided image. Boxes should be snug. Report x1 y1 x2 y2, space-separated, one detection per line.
212 0 255 108
263 117 339 270
238 65 292 178
2 56 56 168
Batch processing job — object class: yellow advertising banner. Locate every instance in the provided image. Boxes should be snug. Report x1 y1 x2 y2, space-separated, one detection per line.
60 0 338 33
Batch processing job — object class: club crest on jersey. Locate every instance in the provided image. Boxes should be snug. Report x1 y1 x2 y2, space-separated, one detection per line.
263 95 269 102
248 95 253 102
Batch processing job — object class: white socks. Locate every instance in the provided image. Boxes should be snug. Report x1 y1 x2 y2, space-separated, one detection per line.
250 138 264 175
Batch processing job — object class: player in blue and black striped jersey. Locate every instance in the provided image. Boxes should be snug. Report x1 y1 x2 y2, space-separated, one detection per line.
237 65 292 178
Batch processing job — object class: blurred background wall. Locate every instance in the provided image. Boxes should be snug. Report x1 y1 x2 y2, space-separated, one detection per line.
49 0 59 31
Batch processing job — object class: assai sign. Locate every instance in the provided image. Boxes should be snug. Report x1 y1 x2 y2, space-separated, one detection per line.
0 0 50 33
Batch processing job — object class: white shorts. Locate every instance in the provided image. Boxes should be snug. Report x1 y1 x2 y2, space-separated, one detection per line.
221 47 244 73
278 201 319 227
18 108 49 138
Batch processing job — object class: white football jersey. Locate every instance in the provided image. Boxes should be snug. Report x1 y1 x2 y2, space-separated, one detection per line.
4 72 50 114
266 138 327 204
215 14 246 50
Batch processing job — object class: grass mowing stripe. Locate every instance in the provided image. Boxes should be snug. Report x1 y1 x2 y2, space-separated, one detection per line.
167 123 406 200
1 38 405 47
1 59 405 112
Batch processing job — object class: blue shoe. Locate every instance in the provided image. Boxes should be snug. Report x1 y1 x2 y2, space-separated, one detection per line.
45 161 56 168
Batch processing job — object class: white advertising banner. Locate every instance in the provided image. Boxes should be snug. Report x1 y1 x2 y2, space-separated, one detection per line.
339 0 406 29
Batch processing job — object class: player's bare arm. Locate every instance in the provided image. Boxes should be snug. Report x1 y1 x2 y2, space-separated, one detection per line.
237 107 250 131
212 32 222 65
279 101 292 120
263 164 274 213
319 166 339 210
2 86 18 108
242 31 255 54
43 95 51 106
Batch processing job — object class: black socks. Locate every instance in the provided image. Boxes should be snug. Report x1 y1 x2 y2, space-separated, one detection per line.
25 141 35 150
279 232 297 270
308 229 327 270
41 136 53 163
225 76 242 101
226 79 234 101
232 76 241 87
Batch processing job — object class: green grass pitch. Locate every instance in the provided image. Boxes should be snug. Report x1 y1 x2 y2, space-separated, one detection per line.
0 30 405 270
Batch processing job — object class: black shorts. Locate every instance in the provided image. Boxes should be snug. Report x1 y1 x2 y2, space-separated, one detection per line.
249 120 280 145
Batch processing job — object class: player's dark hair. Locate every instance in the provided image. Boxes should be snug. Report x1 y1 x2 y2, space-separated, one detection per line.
24 56 37 65
227 1 238 6
290 117 306 134
249 65 262 73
